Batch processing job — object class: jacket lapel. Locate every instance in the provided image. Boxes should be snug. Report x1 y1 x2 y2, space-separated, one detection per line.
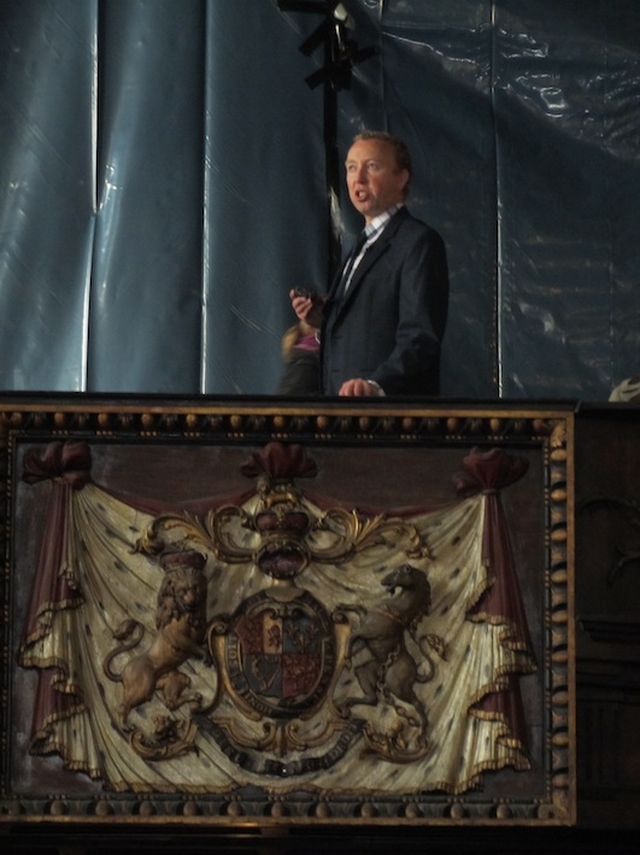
332 207 408 320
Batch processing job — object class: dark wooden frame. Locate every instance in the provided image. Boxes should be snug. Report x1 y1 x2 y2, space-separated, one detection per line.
0 395 576 831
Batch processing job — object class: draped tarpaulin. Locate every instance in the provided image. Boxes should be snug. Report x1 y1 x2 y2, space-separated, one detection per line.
0 1 638 397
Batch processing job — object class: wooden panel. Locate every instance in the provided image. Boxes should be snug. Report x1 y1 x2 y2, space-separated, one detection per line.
0 396 575 837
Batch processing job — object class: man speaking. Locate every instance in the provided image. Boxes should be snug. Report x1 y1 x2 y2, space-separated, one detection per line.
290 130 449 397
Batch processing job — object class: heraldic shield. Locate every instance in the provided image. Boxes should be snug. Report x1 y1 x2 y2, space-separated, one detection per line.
223 589 336 718
205 584 358 776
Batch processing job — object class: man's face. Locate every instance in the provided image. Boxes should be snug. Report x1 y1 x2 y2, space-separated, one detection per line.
345 138 409 223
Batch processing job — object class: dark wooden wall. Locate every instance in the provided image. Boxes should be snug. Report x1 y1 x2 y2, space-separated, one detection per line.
575 404 640 830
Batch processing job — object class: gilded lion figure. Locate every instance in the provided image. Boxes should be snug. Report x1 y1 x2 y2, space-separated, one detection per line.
103 551 208 730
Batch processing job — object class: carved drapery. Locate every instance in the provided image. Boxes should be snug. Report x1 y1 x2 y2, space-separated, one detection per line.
453 448 536 749
17 440 536 795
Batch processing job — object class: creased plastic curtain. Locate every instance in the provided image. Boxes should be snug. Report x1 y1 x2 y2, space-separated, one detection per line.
0 0 638 397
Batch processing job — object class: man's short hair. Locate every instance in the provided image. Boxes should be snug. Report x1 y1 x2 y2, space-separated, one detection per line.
353 130 412 177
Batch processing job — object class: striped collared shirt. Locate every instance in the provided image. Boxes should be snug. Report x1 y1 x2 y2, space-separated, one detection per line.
344 203 404 291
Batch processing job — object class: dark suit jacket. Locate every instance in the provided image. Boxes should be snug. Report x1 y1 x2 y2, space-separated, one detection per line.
320 207 449 396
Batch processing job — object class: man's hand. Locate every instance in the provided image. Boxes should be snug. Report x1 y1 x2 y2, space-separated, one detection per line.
289 289 324 330
338 378 383 397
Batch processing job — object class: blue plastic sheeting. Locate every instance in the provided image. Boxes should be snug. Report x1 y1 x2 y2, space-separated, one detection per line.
88 0 207 392
0 0 638 398
493 1 640 397
0 0 96 391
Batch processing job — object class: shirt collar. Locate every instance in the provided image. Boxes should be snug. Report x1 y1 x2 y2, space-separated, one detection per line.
364 203 405 239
